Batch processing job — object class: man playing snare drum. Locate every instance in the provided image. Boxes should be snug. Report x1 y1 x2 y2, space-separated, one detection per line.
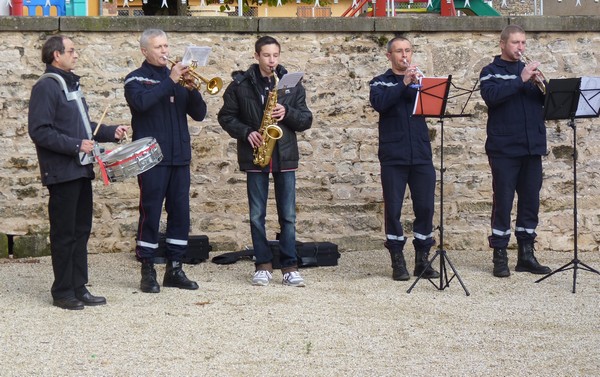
28 35 128 310
124 29 207 293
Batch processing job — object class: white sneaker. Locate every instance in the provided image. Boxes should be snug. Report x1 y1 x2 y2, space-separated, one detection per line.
282 271 306 287
252 270 272 286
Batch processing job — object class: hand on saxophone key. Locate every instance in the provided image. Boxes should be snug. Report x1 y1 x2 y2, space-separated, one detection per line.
248 131 264 148
271 103 286 121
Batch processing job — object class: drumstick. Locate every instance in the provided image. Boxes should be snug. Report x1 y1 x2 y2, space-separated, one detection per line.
93 104 110 138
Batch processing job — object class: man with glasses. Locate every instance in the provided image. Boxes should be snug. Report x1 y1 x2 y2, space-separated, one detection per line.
369 36 440 281
28 35 128 310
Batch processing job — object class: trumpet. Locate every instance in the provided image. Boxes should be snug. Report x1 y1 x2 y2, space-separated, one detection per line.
164 56 223 95
518 52 547 95
403 58 424 88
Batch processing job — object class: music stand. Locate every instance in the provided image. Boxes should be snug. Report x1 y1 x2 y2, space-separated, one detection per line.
407 75 471 296
535 77 600 293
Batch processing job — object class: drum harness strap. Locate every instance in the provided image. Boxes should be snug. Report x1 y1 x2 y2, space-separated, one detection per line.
39 73 111 185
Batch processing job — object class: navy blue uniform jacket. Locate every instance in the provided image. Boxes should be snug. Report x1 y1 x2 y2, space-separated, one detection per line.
124 61 207 165
479 55 547 158
369 69 432 166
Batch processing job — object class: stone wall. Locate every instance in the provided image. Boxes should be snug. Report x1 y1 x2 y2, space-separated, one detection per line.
1 16 600 255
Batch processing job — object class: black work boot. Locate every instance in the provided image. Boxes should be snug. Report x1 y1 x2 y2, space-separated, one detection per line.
163 261 199 290
414 249 440 279
140 259 160 293
389 250 410 281
492 248 510 278
515 242 551 274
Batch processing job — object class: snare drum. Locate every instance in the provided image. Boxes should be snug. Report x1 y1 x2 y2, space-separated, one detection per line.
101 137 163 182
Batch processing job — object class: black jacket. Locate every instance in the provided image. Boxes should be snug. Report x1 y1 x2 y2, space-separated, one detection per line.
218 64 313 171
369 69 432 166
124 60 207 165
28 65 119 186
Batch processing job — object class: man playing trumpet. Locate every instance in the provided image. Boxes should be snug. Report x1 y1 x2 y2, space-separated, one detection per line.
479 25 551 278
124 29 207 293
369 36 440 281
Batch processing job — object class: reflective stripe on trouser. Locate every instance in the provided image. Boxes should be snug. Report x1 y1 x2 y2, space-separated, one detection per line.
135 165 190 261
488 155 541 248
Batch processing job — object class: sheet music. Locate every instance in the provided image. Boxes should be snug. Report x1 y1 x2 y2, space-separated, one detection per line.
277 72 304 90
412 77 450 117
181 46 212 67
576 76 600 117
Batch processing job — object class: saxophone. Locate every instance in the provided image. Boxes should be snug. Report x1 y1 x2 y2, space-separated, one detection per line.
253 70 283 168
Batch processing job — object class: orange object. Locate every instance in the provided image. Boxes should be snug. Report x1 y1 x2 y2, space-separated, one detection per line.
440 0 457 16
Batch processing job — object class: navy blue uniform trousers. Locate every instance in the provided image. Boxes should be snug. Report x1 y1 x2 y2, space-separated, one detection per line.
135 165 190 261
381 163 436 251
488 155 542 248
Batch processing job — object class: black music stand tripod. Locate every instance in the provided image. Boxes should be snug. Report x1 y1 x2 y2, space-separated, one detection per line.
535 77 600 293
407 75 473 296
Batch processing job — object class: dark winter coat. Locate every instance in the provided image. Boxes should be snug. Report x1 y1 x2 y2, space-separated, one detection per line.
28 65 119 186
217 64 313 171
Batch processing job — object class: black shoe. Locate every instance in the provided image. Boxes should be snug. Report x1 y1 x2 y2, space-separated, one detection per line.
389 250 410 281
53 297 84 310
493 248 511 278
515 242 551 275
141 260 160 293
414 250 440 279
163 261 199 290
76 292 107 306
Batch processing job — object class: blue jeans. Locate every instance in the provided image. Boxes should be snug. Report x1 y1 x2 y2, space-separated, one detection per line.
247 171 297 269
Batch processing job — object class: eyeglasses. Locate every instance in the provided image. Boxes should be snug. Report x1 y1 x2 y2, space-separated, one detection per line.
391 48 413 54
63 49 77 55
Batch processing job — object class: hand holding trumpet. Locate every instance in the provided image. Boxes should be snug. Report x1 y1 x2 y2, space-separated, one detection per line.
517 52 547 94
166 58 191 85
403 59 424 88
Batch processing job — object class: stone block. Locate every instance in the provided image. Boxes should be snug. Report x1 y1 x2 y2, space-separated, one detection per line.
12 234 51 259
0 16 58 31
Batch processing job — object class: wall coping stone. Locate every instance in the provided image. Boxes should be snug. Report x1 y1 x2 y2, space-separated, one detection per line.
0 15 599 33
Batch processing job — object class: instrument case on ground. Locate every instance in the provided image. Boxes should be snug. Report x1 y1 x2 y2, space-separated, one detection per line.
154 235 212 264
270 240 340 269
211 240 340 268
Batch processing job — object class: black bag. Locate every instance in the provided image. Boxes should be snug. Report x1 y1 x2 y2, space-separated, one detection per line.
271 241 340 269
154 235 212 264
211 241 340 268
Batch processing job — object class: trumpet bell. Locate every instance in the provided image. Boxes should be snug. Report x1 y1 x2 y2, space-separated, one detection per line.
206 77 223 95
165 56 222 95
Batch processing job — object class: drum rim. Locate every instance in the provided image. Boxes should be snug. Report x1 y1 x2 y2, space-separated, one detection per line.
101 137 156 164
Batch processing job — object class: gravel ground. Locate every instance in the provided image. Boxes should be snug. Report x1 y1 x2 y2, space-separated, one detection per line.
1 248 599 377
